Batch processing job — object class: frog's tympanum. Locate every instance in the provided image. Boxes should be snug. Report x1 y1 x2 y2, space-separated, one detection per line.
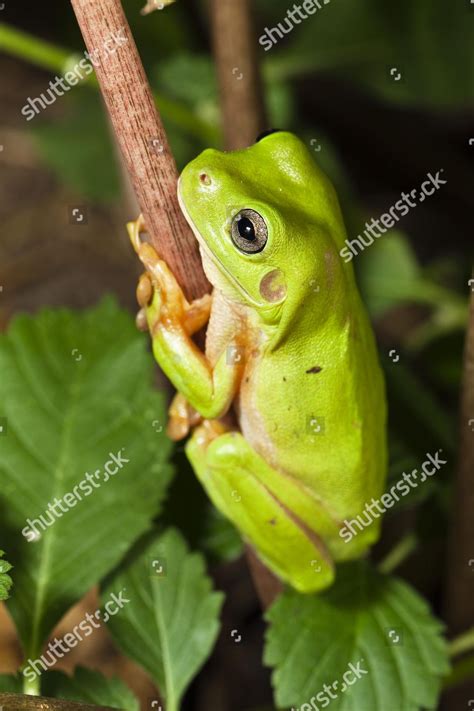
128 131 387 593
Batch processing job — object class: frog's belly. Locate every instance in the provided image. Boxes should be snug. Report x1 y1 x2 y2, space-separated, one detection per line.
235 352 385 520
236 359 311 480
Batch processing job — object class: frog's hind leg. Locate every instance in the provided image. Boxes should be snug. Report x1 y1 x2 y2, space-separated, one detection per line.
186 425 335 593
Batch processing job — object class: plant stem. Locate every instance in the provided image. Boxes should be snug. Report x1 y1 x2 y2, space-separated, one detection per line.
0 692 117 710
444 653 474 690
69 0 209 302
378 533 418 575
0 22 71 73
21 671 40 696
209 0 267 150
449 626 474 659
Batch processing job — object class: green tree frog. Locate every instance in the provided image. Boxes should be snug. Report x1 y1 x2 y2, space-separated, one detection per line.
128 131 387 593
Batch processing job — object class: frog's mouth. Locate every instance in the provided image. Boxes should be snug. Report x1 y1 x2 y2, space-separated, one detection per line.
177 181 281 313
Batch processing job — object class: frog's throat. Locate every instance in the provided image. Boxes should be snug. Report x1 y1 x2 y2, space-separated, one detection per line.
178 182 274 313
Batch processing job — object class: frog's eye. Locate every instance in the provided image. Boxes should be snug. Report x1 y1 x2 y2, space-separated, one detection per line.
231 209 268 254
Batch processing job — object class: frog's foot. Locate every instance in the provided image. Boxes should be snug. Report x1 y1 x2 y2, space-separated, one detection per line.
167 393 204 441
188 419 230 447
186 429 335 593
127 214 212 335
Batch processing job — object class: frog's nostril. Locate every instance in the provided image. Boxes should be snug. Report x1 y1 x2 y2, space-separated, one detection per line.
199 172 212 186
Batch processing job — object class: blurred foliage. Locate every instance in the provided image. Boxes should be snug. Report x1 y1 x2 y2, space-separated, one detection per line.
260 0 474 107
0 551 13 601
2 0 472 199
31 93 120 202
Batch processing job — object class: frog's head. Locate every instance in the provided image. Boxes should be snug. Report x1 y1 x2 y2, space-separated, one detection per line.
178 131 351 325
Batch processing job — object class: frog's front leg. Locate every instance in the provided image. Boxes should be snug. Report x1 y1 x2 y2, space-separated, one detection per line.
186 425 335 594
129 215 212 337
128 216 243 421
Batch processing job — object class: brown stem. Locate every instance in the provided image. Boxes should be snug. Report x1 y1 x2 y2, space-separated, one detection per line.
445 272 474 632
210 0 282 607
70 0 210 302
0 694 116 711
209 0 268 150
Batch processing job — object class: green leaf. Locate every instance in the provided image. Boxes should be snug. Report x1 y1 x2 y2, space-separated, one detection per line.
0 298 173 659
378 0 474 107
263 0 474 108
0 550 13 600
151 53 221 156
103 527 224 711
42 667 139 710
264 562 449 710
0 674 22 693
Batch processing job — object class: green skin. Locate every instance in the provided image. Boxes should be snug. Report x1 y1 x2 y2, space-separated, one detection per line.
144 132 387 593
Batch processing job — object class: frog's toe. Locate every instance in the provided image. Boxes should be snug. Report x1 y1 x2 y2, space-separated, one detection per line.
206 431 244 468
167 393 202 441
137 272 153 308
135 308 148 332
142 289 163 335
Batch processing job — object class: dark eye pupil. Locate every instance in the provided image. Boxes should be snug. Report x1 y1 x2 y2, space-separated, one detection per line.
231 208 268 254
237 217 256 241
